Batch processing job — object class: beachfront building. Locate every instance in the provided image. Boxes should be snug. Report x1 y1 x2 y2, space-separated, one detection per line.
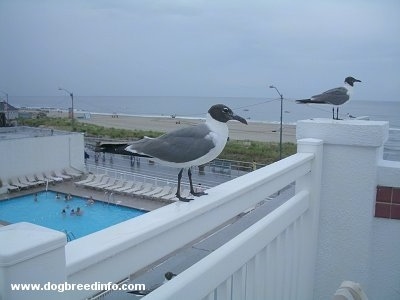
0 101 18 127
0 126 85 193
0 120 399 299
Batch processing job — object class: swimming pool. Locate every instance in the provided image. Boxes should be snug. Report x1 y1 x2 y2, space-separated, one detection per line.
0 191 146 240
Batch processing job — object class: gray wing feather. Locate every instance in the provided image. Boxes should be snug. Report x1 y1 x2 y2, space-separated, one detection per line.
311 87 349 105
125 124 215 163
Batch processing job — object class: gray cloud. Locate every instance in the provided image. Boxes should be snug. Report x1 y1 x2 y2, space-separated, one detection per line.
0 0 399 101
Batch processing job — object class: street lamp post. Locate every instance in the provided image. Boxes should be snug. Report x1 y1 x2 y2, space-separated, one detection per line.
269 85 284 160
58 87 74 125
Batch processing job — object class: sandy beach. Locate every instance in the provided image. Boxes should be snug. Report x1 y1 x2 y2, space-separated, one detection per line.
79 114 297 143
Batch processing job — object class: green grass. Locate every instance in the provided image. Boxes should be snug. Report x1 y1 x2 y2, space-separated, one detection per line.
18 117 162 139
18 117 296 164
221 140 296 165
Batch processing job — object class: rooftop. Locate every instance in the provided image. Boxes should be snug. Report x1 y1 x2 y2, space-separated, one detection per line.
0 126 75 141
0 101 18 112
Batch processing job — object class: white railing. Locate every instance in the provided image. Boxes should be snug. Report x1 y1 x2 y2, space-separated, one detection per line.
65 138 322 299
84 164 194 190
143 138 323 300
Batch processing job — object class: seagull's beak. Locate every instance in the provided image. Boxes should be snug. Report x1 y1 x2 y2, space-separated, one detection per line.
355 78 362 82
231 113 248 125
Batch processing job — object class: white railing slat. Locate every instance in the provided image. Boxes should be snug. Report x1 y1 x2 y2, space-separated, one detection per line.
143 190 310 299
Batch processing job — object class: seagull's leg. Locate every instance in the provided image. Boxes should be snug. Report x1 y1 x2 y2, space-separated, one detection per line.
332 107 335 119
336 107 340 120
188 168 207 197
176 168 193 202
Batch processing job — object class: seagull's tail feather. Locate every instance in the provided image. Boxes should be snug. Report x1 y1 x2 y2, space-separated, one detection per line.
296 98 313 104
97 142 150 157
296 99 326 104
125 137 154 158
96 142 131 155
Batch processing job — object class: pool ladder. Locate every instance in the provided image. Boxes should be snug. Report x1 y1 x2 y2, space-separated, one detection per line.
104 191 116 205
63 230 76 242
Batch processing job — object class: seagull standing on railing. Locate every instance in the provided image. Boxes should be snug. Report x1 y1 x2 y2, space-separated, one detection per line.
296 76 361 120
100 104 247 201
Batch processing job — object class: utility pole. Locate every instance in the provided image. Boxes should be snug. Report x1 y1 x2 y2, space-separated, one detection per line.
58 87 74 126
269 85 284 160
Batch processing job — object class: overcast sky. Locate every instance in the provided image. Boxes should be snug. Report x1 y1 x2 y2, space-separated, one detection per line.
1 0 399 101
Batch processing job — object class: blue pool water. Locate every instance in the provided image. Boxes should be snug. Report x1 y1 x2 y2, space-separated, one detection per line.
0 191 146 240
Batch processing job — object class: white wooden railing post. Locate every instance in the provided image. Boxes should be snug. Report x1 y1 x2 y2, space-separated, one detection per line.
295 138 323 299
0 223 67 300
297 119 390 299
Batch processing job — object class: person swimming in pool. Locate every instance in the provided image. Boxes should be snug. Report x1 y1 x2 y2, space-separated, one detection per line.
76 207 83 216
87 196 94 205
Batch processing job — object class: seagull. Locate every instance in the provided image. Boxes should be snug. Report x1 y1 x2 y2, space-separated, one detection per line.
296 76 361 120
99 104 247 201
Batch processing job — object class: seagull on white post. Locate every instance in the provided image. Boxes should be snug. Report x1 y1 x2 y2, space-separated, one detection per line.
296 76 361 120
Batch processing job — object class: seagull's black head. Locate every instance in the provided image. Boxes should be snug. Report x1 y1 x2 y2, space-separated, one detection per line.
208 104 248 124
345 76 362 86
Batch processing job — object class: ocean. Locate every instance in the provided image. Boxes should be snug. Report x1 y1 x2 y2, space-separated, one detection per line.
10 96 400 161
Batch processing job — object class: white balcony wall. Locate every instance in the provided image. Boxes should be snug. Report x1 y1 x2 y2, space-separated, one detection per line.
0 127 85 182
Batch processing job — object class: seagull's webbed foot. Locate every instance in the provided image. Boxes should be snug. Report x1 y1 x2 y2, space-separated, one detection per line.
176 193 194 202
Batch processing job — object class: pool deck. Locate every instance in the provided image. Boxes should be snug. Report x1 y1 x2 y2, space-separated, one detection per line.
0 180 169 213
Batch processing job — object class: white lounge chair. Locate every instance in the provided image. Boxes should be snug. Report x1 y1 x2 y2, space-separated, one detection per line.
84 176 110 188
74 174 96 186
36 173 55 185
151 186 174 198
140 186 164 197
104 180 128 192
64 167 83 178
44 171 63 183
9 178 30 190
26 174 46 186
54 170 72 180
123 182 145 195
111 181 135 193
94 178 118 190
1 179 19 192
133 183 154 196
7 184 20 192
18 176 37 188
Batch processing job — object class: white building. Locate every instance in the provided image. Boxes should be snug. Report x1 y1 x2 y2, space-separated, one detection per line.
0 101 19 126
0 126 85 192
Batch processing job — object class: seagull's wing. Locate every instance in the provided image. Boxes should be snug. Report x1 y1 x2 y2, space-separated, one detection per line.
311 87 349 105
125 124 216 163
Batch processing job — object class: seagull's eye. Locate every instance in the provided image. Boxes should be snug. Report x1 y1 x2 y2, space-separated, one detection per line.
223 107 229 113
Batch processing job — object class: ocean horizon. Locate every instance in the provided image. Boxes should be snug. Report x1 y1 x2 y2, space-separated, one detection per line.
8 95 400 161
9 95 399 124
